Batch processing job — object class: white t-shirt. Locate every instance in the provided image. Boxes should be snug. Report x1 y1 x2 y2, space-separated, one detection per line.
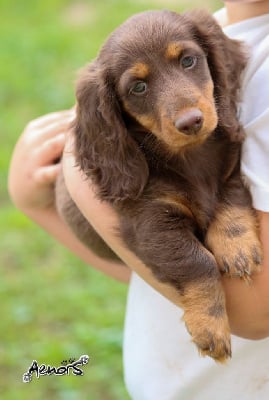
219 10 269 211
123 10 269 400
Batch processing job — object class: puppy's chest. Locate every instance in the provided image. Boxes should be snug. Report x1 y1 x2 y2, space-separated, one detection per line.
158 173 219 227
149 155 223 229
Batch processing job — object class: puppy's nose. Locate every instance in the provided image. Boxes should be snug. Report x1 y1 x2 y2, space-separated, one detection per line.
175 109 204 135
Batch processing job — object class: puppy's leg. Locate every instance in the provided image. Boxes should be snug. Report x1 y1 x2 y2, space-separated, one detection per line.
206 182 262 280
122 202 231 361
55 170 120 261
181 276 231 362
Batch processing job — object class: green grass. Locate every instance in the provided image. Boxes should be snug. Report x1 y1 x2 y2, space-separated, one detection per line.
0 0 221 398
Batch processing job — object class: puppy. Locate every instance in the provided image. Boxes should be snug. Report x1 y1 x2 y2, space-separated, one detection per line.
56 10 262 362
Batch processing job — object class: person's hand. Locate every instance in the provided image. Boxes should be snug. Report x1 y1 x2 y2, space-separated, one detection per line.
9 110 130 282
8 110 75 212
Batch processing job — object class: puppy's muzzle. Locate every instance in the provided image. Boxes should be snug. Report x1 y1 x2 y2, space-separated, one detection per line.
174 109 204 135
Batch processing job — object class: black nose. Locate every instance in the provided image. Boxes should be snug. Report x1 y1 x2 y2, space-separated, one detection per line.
174 109 204 135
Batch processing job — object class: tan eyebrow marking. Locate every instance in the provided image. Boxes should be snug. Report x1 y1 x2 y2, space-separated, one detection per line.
128 62 150 79
165 42 183 59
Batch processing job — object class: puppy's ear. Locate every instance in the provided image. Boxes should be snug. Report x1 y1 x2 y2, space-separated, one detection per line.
186 10 247 142
74 62 149 203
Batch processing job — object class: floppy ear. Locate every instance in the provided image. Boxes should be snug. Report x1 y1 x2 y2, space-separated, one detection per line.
186 10 247 142
73 62 149 203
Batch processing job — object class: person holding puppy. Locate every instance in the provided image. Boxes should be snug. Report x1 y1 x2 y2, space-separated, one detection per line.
9 0 269 398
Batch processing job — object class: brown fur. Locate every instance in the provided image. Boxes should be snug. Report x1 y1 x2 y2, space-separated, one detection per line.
56 10 262 361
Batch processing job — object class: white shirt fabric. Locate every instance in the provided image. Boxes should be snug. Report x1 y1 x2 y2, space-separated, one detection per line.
218 10 269 212
123 10 269 400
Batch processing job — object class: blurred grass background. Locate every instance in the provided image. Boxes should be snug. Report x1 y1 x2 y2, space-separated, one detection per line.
1 0 221 398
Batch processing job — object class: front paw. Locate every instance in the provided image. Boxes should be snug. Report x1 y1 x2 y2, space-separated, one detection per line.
184 309 231 362
217 236 261 279
206 208 262 280
182 280 231 362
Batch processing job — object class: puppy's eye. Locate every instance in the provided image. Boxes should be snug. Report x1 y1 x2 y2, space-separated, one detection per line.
181 55 197 69
130 81 147 95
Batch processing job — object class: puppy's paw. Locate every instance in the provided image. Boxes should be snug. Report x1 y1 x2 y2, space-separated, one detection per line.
184 310 231 362
217 234 261 279
194 328 231 362
206 207 262 280
182 279 231 362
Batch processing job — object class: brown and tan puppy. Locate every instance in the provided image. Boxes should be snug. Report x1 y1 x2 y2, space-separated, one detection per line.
56 10 262 362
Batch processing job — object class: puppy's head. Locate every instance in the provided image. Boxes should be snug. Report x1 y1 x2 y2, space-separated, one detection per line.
75 10 246 202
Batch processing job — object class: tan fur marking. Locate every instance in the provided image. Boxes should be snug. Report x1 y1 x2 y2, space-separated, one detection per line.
196 81 217 135
128 62 150 79
134 114 160 133
159 194 194 219
165 42 183 59
121 101 159 133
158 81 217 153
204 80 214 98
206 206 262 279
159 102 217 153
181 281 231 362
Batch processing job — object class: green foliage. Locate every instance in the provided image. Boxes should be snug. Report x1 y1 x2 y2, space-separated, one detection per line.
1 0 221 398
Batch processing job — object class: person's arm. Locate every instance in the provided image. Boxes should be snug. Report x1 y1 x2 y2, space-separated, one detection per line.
224 0 269 26
222 210 269 339
218 1 269 337
62 133 269 339
8 111 130 283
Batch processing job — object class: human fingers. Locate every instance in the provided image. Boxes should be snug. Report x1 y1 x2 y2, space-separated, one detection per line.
34 163 62 185
24 112 75 146
27 109 75 130
32 132 66 167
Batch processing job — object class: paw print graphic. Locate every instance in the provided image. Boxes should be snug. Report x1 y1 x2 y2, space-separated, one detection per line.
79 355 90 365
61 360 68 366
22 372 32 383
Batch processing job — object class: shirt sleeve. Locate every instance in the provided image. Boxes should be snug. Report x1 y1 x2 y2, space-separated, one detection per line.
240 42 269 211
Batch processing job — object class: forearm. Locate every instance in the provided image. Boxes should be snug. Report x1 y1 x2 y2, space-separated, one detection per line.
223 210 269 339
17 205 130 283
62 155 191 306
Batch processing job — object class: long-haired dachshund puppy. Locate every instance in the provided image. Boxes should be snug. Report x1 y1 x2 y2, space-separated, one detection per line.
56 10 262 362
